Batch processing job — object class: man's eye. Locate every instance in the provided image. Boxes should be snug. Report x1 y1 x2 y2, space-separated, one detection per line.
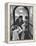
25 16 28 19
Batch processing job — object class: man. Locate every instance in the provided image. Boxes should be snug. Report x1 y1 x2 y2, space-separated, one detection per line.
15 16 24 40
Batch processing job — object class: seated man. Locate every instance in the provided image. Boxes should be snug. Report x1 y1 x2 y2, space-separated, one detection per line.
11 16 25 40
15 16 25 40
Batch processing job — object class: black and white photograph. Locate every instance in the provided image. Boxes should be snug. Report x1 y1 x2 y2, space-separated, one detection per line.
10 5 33 41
